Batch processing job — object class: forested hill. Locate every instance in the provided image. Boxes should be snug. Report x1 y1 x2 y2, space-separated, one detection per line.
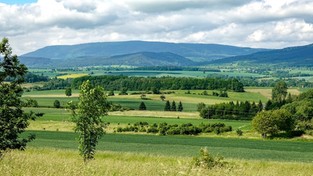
20 52 195 67
212 43 313 66
21 41 266 68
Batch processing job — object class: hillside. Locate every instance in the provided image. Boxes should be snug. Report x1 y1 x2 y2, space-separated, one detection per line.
21 41 266 68
212 43 313 66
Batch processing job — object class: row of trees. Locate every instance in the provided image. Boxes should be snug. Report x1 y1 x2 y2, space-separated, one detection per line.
199 101 263 120
164 101 183 112
72 75 245 92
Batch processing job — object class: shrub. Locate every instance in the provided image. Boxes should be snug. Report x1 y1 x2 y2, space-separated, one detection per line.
236 129 243 136
53 100 61 108
193 148 226 169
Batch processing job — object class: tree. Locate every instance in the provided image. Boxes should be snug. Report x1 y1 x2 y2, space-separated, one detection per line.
70 80 109 162
197 102 206 112
164 101 171 111
54 100 61 108
252 109 294 138
0 38 37 157
272 81 287 103
171 101 177 111
65 87 72 97
139 102 147 110
178 101 183 112
108 90 114 96
257 100 263 112
160 95 166 101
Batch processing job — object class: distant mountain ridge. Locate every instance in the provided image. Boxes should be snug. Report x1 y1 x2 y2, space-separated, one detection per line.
212 43 313 66
21 41 267 67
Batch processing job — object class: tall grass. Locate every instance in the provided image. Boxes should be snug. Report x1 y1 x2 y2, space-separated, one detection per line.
1 148 312 176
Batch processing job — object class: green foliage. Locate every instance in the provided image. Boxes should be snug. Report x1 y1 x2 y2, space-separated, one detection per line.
138 102 147 110
116 122 232 136
70 80 109 162
200 100 263 120
272 81 288 103
164 101 171 111
178 101 183 112
193 147 226 169
252 109 294 137
53 100 61 108
0 38 37 156
23 98 39 107
160 95 166 101
72 75 245 92
197 102 206 112
65 87 72 97
108 90 115 96
171 101 177 111
236 129 243 136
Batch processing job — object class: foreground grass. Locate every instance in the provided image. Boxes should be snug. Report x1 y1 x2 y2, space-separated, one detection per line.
1 148 312 176
22 131 313 162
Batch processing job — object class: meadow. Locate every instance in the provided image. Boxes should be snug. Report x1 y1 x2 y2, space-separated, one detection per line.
2 148 313 176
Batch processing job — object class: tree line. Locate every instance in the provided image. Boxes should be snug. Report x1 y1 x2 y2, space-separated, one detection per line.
71 75 245 92
198 100 263 120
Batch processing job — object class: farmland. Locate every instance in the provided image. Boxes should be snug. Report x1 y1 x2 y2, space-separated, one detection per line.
3 73 313 176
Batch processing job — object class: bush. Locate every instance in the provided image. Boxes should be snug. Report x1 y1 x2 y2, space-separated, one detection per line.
53 100 61 108
236 129 243 136
193 147 226 169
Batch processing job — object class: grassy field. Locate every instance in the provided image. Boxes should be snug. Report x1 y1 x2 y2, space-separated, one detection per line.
57 73 88 79
15 86 313 175
21 130 313 162
2 148 313 176
23 88 271 111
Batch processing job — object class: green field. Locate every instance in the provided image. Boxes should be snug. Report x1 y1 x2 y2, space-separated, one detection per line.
23 88 269 111
23 130 313 162
8 86 312 175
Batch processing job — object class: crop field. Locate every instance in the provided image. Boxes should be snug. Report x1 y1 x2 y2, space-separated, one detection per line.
20 130 313 162
57 73 88 79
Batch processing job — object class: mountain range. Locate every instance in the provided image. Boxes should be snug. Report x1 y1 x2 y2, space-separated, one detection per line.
20 41 266 67
211 43 313 66
20 41 313 68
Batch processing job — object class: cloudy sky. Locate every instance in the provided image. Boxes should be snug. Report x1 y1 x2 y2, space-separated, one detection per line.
1 0 313 55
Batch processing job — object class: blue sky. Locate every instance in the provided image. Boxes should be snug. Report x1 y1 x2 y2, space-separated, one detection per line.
1 0 313 55
0 0 36 4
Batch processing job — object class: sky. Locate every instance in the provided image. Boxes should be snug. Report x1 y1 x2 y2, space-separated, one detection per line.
0 0 313 55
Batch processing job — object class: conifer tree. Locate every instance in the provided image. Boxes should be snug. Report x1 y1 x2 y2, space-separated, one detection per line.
171 101 177 111
178 101 183 112
164 100 171 111
139 102 147 110
0 38 38 157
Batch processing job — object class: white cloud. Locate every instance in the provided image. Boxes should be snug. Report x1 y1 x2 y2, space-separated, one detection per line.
0 0 313 55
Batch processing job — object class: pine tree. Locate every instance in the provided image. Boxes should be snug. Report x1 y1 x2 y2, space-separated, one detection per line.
258 100 263 112
171 101 177 111
164 100 171 111
178 101 183 112
0 38 38 157
139 102 147 110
